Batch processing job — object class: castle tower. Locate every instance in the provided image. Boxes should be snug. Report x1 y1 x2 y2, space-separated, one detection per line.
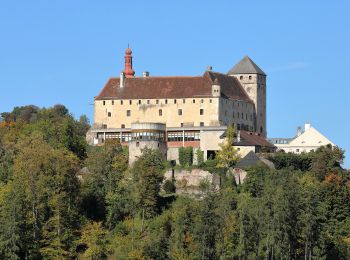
123 47 135 78
227 56 267 136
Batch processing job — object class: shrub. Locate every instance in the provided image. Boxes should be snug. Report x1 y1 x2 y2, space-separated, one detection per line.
196 149 204 165
163 180 176 194
179 147 193 167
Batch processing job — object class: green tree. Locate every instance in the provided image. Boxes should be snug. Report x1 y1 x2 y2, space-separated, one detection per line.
78 222 109 259
216 125 240 168
132 148 165 219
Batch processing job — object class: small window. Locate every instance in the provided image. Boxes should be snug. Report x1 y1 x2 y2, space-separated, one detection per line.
193 99 196 103
103 101 106 106
112 100 114 105
138 100 141 105
183 99 186 103
121 124 125 128
181 123 184 127
136 142 140 147
127 110 131 117
200 122 204 127
201 99 204 103
147 100 150 104
296 149 300 153
159 109 162 116
200 109 204 115
121 100 123 105
209 99 212 103
241 113 243 119
249 75 252 80
165 99 168 104
156 100 159 104
178 109 182 115
246 114 248 120
174 99 177 104
233 112 235 118
108 112 111 117
129 100 132 105
240 76 243 80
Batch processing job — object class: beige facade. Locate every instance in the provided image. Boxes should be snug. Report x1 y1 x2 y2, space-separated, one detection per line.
230 73 266 136
94 96 255 130
270 123 335 154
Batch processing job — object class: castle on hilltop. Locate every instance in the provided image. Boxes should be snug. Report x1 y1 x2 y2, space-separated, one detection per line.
88 48 272 164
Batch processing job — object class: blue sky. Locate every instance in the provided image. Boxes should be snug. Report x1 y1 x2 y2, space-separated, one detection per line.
0 1 349 168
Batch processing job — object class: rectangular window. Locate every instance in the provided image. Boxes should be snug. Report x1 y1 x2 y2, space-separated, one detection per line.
121 100 123 105
200 122 204 127
201 99 204 103
112 100 114 105
193 99 196 103
129 100 132 105
159 109 162 116
181 123 184 127
178 109 182 115
200 109 204 115
165 99 168 104
183 99 186 103
121 124 125 128
127 110 131 117
103 101 106 106
147 100 150 104
210 99 212 103
138 100 141 105
108 112 111 117
174 99 177 104
156 100 159 104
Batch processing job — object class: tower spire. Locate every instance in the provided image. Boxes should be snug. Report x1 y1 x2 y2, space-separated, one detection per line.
123 46 135 78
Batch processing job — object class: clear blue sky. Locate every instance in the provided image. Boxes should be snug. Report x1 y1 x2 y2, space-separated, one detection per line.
0 1 349 168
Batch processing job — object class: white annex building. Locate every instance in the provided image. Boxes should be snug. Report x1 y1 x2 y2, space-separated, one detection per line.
269 123 335 154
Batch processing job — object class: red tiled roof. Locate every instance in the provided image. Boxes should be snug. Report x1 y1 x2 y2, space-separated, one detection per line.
95 71 252 102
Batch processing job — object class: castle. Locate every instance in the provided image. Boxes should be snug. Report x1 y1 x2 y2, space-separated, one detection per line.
88 48 270 164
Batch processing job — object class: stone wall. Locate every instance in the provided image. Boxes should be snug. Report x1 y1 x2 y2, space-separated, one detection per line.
164 168 220 191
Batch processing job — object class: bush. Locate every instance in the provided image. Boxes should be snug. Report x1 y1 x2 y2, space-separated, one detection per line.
196 149 204 166
163 180 176 194
179 147 193 167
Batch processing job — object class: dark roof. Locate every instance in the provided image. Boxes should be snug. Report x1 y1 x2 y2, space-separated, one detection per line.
220 130 275 148
95 71 253 103
235 131 276 148
236 151 261 168
236 151 275 169
227 56 266 76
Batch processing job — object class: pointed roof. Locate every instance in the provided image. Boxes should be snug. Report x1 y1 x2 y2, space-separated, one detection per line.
235 151 275 169
228 56 266 76
288 126 334 147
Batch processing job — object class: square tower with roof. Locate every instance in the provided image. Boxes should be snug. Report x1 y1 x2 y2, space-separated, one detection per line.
227 56 267 137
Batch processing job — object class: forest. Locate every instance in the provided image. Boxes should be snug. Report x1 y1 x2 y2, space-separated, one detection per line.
0 105 349 259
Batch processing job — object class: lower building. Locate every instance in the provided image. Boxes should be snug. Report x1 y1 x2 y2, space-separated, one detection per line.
268 123 335 153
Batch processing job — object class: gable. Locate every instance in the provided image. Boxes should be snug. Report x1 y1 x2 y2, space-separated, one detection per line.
289 127 334 147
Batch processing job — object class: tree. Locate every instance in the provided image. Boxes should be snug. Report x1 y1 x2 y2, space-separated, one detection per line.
216 125 240 168
132 148 165 219
78 222 109 259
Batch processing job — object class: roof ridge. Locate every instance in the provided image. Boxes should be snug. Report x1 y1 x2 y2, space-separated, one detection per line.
227 56 266 75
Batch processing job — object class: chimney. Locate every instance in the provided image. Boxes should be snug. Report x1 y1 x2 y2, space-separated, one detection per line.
296 126 302 136
304 123 311 131
207 66 212 71
143 71 149 77
120 72 125 88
